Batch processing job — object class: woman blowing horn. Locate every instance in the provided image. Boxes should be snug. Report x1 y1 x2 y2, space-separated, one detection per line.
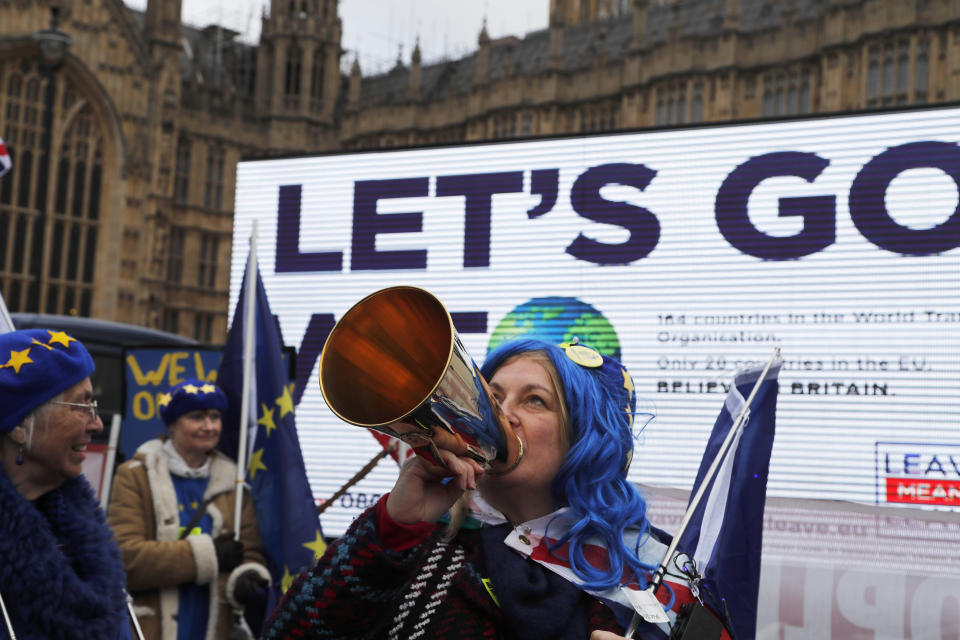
263 337 695 640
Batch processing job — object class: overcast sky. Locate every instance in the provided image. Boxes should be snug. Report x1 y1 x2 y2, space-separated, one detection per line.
123 0 548 75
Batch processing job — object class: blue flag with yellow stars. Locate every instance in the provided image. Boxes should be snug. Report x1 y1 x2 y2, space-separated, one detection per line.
217 261 325 615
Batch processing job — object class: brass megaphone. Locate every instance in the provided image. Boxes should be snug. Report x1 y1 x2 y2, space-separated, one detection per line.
319 286 523 474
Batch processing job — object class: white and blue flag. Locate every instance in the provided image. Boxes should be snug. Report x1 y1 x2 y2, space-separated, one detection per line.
676 359 782 640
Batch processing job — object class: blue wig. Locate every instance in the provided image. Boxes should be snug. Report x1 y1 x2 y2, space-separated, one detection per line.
480 338 657 591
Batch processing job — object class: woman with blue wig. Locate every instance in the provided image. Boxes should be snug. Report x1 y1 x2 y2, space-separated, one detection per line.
264 337 672 640
0 329 132 639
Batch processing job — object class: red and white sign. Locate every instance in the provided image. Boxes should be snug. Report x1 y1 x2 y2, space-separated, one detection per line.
877 442 960 508
0 136 11 178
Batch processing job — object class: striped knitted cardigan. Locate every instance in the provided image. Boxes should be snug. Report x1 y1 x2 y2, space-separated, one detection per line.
262 497 625 639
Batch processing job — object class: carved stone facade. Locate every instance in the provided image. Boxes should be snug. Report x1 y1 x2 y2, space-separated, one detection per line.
0 0 340 341
345 0 960 149
0 0 957 341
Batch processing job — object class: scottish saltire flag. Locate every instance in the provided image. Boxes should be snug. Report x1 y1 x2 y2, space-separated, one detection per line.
0 137 11 178
217 260 326 612
676 358 781 640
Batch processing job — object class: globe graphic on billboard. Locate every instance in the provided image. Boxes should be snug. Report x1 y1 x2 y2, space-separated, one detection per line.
487 297 621 360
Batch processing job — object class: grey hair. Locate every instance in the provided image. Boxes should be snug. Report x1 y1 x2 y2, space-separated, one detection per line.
20 391 65 450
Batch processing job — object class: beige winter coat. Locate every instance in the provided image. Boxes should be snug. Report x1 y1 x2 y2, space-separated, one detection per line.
107 438 270 640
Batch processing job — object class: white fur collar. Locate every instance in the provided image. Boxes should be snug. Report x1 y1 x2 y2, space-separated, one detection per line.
162 438 211 478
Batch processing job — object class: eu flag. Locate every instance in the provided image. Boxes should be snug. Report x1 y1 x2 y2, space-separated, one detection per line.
217 259 325 613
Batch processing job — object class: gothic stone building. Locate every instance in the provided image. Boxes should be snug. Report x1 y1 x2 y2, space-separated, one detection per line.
0 0 957 341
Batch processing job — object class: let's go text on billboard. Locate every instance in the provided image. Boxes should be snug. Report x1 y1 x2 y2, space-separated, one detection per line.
274 140 959 273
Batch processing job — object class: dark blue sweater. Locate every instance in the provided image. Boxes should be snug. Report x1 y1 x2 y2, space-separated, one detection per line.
0 467 131 640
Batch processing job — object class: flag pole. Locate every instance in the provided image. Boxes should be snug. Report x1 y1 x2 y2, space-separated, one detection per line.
626 347 781 638
0 289 15 333
0 590 17 639
99 413 123 510
316 443 397 515
233 222 258 540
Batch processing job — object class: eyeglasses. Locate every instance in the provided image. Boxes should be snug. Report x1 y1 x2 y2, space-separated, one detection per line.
52 400 99 421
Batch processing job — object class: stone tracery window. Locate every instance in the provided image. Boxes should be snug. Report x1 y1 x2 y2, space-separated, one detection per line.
197 232 219 289
691 82 704 123
174 137 191 202
761 69 811 117
866 39 911 108
204 145 224 210
284 44 303 110
656 82 687 125
914 39 929 103
0 60 103 317
310 47 324 113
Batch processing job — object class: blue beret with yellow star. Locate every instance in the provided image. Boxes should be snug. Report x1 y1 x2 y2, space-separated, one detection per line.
0 328 95 433
158 378 228 425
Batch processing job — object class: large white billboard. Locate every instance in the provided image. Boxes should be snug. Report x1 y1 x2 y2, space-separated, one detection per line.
232 106 960 538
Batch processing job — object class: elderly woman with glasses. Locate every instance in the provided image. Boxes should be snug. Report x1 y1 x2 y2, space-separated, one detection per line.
0 328 132 639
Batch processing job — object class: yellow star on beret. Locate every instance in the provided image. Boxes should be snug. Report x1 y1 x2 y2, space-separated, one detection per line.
3 349 34 374
183 384 200 394
47 331 76 348
30 339 54 351
157 392 172 407
622 368 634 394
200 384 216 394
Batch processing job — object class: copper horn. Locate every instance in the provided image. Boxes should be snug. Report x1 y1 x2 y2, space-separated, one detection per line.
319 286 523 474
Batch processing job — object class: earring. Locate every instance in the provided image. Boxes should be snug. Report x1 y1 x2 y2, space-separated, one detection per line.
15 445 24 466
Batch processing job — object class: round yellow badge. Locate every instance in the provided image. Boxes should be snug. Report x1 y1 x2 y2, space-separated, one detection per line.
563 343 604 368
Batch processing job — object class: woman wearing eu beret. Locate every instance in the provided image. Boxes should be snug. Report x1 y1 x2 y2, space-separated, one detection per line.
108 378 270 640
0 328 132 639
